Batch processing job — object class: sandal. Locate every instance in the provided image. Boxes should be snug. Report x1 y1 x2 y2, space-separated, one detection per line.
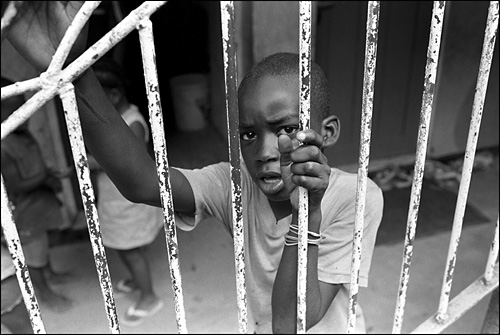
114 279 138 296
121 299 164 326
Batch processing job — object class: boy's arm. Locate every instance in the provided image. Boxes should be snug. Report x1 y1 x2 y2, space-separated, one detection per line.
272 131 340 332
6 1 195 215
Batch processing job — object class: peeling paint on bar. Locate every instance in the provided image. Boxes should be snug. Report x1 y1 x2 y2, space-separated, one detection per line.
58 84 120 334
347 2 380 334
436 0 499 322
220 2 248 333
1 176 46 334
392 2 446 333
1 78 44 100
483 215 499 284
1 1 166 140
297 2 312 333
137 18 188 334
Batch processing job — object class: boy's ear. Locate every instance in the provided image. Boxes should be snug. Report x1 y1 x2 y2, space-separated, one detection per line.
321 115 340 148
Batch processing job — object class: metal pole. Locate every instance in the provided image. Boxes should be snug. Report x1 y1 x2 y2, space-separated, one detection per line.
347 1 380 333
137 18 188 334
59 83 120 333
436 0 499 322
297 2 312 333
392 2 446 333
220 2 248 333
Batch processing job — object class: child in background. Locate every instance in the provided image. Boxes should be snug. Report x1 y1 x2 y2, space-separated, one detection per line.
88 58 164 326
7 3 384 333
1 77 72 314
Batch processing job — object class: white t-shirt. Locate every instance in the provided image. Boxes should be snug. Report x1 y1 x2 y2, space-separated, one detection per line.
175 161 383 333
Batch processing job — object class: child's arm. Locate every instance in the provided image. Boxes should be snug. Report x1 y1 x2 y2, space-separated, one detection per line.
272 131 340 332
6 1 195 216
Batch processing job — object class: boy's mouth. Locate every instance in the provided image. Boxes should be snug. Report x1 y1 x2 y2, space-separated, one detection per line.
258 174 285 195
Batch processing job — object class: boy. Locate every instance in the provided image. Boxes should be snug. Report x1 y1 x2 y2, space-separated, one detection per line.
6 2 383 333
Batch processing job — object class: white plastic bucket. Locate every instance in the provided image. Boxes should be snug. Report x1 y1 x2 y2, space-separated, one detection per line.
169 73 209 132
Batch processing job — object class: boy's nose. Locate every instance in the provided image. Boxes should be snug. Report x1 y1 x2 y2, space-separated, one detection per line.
256 134 280 162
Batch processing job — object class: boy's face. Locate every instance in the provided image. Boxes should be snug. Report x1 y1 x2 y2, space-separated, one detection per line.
239 75 308 202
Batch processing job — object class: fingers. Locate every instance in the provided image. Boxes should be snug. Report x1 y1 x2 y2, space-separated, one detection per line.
279 130 331 202
292 129 328 165
278 134 296 167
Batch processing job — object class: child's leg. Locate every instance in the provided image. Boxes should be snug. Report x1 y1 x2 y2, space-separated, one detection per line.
117 247 160 310
23 232 72 313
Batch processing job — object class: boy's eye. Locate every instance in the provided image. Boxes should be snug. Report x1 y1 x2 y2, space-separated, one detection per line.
277 126 298 137
241 131 256 141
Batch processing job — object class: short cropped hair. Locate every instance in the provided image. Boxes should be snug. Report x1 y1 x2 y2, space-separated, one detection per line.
238 52 331 121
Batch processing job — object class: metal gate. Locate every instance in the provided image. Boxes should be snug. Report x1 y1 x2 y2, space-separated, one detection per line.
1 1 498 333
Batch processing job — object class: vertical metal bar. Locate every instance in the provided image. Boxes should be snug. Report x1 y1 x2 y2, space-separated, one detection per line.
220 2 248 334
484 215 499 284
392 2 446 333
58 84 120 334
436 0 499 321
137 18 188 334
1 176 46 334
347 1 380 333
297 2 312 333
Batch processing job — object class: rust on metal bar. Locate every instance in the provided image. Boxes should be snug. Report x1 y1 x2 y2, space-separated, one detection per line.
59 84 120 334
220 2 248 333
297 2 312 333
436 0 499 322
347 1 380 333
392 2 446 333
137 18 188 334
1 176 46 334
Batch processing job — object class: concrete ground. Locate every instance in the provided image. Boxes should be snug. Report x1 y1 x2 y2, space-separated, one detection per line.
13 127 500 333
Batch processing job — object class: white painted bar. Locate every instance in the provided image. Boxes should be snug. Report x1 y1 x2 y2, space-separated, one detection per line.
392 2 446 333
137 18 188 334
1 176 46 334
436 0 499 321
220 2 248 333
347 1 380 333
58 84 120 333
297 2 312 333
1 78 42 100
